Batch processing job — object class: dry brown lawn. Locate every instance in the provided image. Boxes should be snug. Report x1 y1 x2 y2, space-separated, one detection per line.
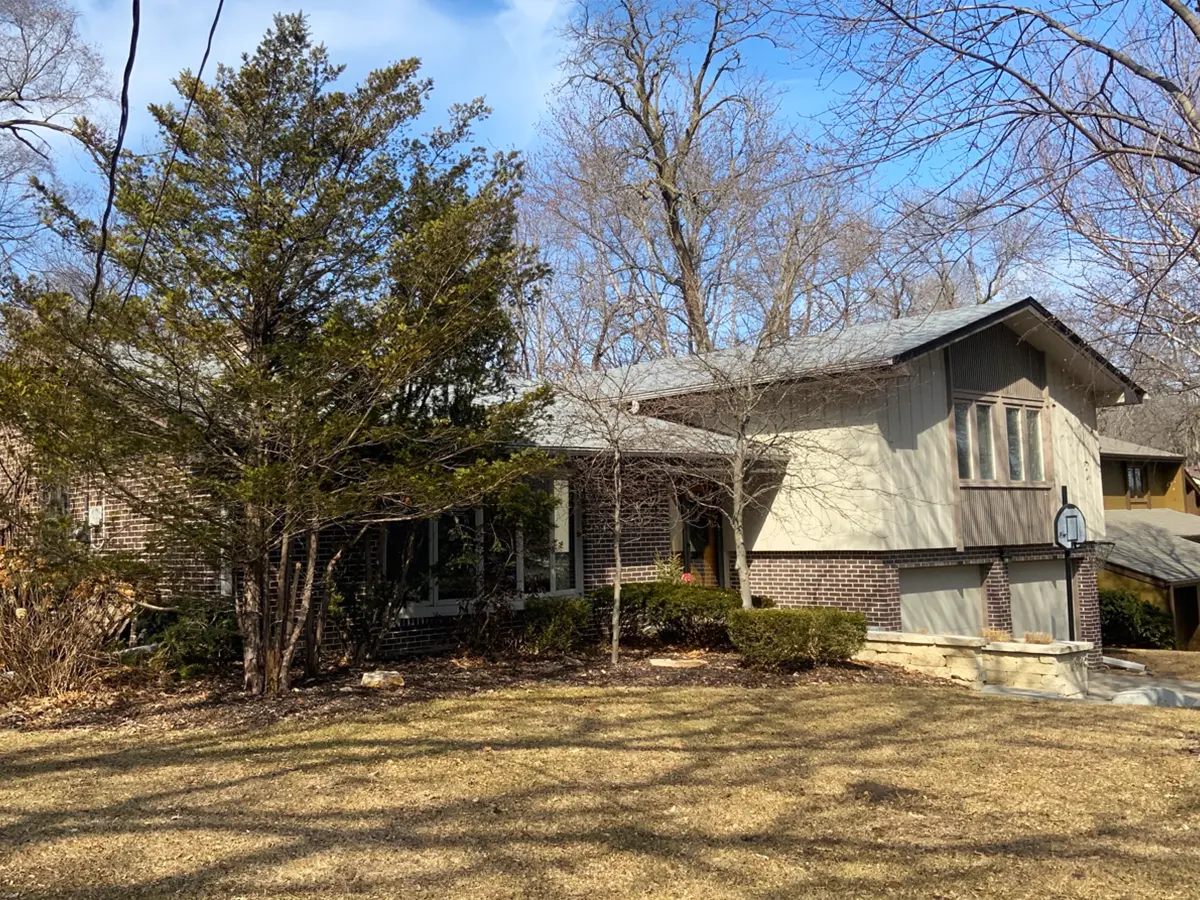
1110 649 1200 681
1 684 1199 899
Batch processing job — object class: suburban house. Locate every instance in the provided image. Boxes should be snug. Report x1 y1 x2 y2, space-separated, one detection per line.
1097 436 1200 649
532 297 1140 666
4 297 1142 664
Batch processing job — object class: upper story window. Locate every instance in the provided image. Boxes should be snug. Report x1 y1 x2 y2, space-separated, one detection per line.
1004 405 1044 483
954 400 995 481
955 397 1046 485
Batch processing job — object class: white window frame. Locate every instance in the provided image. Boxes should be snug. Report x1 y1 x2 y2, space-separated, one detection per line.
382 479 585 617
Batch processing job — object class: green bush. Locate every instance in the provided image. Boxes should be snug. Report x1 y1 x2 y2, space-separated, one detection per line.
1099 589 1174 649
147 596 241 672
589 581 744 647
523 595 591 654
727 607 867 669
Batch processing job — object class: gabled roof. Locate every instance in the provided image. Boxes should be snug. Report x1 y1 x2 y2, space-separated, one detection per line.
583 297 1143 405
1105 509 1200 584
1098 436 1184 462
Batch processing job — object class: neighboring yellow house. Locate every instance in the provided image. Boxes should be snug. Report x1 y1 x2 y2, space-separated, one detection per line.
1100 436 1188 511
1099 437 1200 649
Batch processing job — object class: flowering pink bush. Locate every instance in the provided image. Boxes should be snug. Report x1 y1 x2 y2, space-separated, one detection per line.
680 572 694 584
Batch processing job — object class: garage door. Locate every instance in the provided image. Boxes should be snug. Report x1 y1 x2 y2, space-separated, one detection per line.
1009 559 1069 640
900 565 984 636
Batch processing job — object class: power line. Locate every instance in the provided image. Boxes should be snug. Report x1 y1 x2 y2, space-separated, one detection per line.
121 0 225 311
86 0 140 324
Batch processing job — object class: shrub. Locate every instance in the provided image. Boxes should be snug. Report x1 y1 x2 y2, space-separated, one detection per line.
651 552 684 583
980 627 1012 643
727 607 867 669
0 545 156 698
145 596 241 673
1099 589 1174 649
589 581 743 647
523 595 590 654
1023 631 1053 645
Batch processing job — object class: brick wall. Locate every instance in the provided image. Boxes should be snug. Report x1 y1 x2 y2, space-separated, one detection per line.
982 559 1012 632
580 474 675 591
729 552 901 630
1072 549 1102 665
729 543 1103 665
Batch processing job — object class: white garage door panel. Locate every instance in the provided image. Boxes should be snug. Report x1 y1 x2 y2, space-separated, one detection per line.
1009 560 1069 640
900 565 984 636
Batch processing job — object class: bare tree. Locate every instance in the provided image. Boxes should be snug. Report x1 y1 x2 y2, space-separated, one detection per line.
530 0 802 364
796 0 1200 387
543 368 740 660
0 0 105 264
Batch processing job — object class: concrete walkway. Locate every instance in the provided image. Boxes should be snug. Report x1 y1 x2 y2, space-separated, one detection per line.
981 671 1200 706
1088 671 1200 706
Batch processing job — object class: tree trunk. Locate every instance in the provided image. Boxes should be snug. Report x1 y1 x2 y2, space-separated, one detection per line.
266 525 294 695
281 526 319 693
733 430 753 608
240 547 266 695
304 591 323 678
611 448 622 666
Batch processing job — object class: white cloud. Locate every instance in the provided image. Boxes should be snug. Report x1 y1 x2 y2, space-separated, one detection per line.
71 0 567 163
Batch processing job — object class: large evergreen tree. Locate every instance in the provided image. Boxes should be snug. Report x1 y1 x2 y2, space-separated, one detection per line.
0 14 548 694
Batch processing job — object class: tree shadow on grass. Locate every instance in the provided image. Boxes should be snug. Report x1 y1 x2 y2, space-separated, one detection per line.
0 685 1197 898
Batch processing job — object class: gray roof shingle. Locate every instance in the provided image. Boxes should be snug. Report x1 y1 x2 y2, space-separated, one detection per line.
582 297 1141 402
528 392 743 457
1098 436 1184 461
1104 509 1200 584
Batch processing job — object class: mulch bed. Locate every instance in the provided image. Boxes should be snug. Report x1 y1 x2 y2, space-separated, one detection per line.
0 648 941 733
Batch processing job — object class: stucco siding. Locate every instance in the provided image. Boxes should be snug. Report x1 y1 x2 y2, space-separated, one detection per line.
747 333 1108 554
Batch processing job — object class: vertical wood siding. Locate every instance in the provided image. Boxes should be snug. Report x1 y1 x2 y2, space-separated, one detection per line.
949 324 1047 399
960 486 1053 546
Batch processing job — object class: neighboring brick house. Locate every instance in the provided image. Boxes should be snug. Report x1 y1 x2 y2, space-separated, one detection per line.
8 298 1140 664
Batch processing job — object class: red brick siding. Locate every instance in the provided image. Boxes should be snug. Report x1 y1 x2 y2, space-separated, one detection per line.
730 552 901 629
983 559 1013 632
1072 550 1102 665
728 544 1103 665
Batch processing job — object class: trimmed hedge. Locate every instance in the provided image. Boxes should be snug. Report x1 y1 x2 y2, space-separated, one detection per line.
590 582 765 647
1099 589 1174 649
523 595 591 654
727 607 867 669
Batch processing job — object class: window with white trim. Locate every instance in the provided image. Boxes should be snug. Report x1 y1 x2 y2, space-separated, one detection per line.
380 478 581 607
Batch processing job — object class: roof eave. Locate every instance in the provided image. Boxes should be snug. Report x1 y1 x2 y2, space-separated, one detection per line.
891 296 1145 404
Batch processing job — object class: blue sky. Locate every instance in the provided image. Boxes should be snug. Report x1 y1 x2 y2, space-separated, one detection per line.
69 0 570 169
68 1 831 167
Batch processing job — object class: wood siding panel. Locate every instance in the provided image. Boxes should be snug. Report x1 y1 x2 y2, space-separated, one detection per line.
949 324 1047 400
960 487 1053 546
1045 364 1104 540
749 352 956 552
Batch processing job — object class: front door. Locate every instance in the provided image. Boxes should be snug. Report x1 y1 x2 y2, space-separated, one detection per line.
681 501 723 586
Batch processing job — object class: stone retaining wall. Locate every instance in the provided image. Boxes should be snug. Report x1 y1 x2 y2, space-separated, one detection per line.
856 631 1093 697
855 632 986 687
